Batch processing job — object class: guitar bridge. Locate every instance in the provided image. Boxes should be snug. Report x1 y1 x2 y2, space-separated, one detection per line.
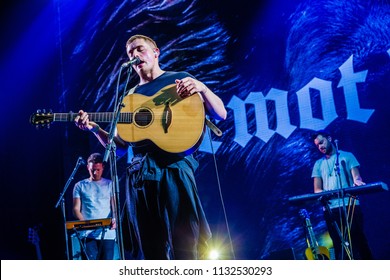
162 102 172 133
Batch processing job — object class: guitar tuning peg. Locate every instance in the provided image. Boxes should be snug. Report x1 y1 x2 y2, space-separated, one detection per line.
37 109 41 114
42 109 46 114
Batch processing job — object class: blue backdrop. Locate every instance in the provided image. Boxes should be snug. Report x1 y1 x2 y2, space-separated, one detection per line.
1 0 389 260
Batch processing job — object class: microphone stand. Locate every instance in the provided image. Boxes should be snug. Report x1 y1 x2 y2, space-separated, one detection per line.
55 157 84 260
333 140 353 259
102 65 133 260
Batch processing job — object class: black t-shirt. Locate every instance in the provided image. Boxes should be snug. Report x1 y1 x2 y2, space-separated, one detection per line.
133 71 194 96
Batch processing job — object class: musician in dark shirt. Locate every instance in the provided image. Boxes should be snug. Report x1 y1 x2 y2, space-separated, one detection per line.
311 130 372 260
74 34 227 259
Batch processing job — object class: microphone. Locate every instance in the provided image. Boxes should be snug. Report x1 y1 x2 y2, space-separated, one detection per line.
121 57 141 68
78 157 86 165
334 139 339 151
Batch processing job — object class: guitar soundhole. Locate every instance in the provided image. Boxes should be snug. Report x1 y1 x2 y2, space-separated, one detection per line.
134 108 153 127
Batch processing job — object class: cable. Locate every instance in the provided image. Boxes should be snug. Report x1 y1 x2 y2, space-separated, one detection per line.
206 123 236 260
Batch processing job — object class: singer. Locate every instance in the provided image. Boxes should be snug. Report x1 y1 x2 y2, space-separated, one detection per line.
74 34 227 260
310 130 372 259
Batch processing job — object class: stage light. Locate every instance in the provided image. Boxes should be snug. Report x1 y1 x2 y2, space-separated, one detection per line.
208 249 220 260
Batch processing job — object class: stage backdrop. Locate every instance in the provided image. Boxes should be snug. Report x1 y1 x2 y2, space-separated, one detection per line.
1 0 389 260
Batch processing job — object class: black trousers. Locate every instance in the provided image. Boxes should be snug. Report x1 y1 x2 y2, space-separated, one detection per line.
324 205 372 260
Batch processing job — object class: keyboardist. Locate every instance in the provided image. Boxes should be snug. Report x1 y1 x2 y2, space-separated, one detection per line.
311 130 372 260
72 152 117 260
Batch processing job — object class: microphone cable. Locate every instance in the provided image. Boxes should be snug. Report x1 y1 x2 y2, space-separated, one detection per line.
205 123 236 260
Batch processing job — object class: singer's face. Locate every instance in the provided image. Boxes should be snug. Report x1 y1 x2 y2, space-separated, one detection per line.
126 38 156 72
314 135 332 155
88 162 104 181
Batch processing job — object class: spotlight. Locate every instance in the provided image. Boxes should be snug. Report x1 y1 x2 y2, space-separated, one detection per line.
208 249 220 260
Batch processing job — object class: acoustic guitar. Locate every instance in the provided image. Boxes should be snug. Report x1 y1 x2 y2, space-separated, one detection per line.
30 84 205 155
299 209 330 260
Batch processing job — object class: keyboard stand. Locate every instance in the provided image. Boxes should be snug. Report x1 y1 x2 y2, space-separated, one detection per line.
66 218 111 260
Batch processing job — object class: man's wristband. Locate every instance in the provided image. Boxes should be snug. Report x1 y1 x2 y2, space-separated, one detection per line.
90 124 100 133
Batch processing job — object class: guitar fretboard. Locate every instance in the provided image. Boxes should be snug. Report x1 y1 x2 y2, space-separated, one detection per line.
53 112 133 123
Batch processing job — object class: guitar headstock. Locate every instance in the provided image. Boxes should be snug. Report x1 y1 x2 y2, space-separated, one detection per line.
30 109 53 128
299 208 310 219
299 208 314 228
28 226 40 246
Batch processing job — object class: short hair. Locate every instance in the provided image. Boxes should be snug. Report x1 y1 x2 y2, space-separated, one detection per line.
311 129 331 141
126 34 158 49
87 153 103 164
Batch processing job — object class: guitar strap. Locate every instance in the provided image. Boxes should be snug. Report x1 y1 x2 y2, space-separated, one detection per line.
128 85 223 137
205 118 223 136
127 86 137 95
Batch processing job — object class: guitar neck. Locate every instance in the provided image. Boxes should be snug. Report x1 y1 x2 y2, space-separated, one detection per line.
306 220 319 248
52 112 133 123
35 243 42 260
